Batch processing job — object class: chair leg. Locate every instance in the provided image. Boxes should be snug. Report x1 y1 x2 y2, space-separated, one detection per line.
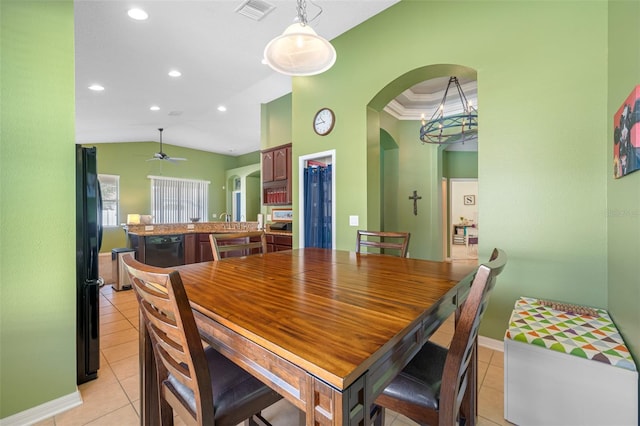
247 411 273 426
371 405 385 426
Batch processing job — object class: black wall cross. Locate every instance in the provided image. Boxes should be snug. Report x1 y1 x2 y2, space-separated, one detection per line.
409 190 422 216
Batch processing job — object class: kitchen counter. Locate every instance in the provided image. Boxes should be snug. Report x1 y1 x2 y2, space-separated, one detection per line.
126 221 259 236
265 230 292 236
126 222 293 266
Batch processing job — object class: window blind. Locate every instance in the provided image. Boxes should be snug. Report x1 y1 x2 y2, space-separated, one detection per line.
149 175 209 223
98 174 119 227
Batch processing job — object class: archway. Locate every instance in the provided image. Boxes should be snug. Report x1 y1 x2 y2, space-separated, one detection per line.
224 163 261 221
367 64 478 261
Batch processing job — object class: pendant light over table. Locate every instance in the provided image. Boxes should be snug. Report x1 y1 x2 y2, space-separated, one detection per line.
263 0 336 76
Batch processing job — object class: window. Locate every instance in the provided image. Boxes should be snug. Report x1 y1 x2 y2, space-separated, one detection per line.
149 175 209 223
98 174 119 227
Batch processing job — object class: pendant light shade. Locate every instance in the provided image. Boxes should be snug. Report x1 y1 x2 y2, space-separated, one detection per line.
263 1 336 76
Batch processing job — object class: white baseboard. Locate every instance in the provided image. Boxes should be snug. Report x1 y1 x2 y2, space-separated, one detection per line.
479 335 504 352
0 390 82 426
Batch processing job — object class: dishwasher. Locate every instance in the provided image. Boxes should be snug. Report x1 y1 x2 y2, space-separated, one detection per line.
144 235 184 267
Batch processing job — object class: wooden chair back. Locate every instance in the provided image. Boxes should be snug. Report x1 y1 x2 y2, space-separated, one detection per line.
209 231 267 261
355 230 411 257
373 248 507 425
439 248 507 424
123 255 215 425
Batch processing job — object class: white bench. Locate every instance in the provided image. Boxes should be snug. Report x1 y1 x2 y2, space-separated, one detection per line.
504 297 638 426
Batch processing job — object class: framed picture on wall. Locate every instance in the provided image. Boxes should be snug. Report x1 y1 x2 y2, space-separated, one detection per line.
614 85 640 179
464 195 475 205
272 208 293 222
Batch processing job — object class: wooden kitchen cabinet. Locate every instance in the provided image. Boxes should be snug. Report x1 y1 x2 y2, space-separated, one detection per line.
198 234 214 262
262 150 274 182
273 147 288 181
189 233 264 263
262 143 291 205
266 233 292 252
183 233 213 264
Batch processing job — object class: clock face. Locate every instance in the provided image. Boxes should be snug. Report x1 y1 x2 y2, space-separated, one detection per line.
313 108 335 136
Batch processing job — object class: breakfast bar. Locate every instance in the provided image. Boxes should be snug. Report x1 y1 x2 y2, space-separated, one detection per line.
125 222 291 265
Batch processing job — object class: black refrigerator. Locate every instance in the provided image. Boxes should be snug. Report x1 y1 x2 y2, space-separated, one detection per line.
76 145 102 384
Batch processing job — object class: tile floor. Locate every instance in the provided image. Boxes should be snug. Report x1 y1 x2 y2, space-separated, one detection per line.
35 276 512 426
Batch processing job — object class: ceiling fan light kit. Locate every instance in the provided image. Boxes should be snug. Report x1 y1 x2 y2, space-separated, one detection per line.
263 0 336 76
148 128 187 163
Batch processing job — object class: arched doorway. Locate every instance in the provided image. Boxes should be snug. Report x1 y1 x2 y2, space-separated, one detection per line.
366 64 478 261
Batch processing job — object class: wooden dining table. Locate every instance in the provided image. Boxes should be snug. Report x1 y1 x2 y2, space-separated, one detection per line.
139 248 478 425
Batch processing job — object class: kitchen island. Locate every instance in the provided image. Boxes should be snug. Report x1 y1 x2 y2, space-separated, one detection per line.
126 222 291 266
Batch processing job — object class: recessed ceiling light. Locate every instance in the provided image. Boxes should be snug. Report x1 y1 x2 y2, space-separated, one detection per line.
127 8 148 20
88 84 104 91
150 106 160 111
168 70 182 77
217 105 227 112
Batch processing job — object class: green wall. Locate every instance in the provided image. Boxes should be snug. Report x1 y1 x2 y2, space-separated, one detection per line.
89 142 242 252
261 93 292 150
289 1 609 341
607 0 640 363
444 151 479 178
235 151 260 168
1 0 78 417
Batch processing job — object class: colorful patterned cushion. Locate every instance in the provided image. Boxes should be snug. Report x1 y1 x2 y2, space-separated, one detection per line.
505 297 637 372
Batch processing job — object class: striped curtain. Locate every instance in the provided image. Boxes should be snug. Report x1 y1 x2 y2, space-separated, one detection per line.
149 175 209 224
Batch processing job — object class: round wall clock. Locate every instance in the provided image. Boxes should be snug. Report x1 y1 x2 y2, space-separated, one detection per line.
313 108 335 136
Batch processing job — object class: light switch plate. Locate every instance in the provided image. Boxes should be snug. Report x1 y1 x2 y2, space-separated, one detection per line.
349 215 359 226
187 224 195 230
267 214 272 222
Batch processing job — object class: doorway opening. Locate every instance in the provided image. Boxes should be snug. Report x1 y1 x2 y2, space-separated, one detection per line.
447 178 478 260
298 150 336 249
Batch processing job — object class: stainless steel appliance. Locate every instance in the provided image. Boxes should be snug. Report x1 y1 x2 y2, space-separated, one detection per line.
75 146 102 384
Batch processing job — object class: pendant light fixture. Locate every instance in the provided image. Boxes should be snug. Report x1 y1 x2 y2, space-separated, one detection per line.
419 76 478 145
263 0 336 76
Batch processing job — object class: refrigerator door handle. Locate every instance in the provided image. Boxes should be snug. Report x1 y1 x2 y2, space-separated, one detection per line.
97 180 103 251
83 280 100 341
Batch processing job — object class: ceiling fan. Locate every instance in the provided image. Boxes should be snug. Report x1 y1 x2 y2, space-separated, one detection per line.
147 128 187 162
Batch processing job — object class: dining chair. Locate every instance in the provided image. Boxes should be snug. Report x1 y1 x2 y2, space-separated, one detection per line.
373 248 507 426
466 227 479 256
123 255 282 426
209 231 267 261
355 230 411 257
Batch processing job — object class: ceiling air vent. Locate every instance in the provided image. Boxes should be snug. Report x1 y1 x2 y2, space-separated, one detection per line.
168 110 183 116
235 0 276 21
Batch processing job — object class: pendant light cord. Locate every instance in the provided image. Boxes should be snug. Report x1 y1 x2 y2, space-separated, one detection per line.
296 0 323 26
